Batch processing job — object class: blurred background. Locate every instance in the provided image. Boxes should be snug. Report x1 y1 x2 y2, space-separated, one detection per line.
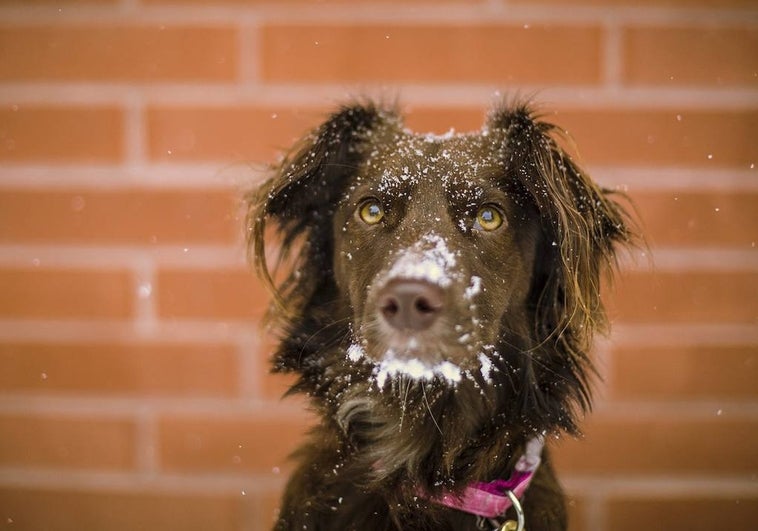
0 0 756 529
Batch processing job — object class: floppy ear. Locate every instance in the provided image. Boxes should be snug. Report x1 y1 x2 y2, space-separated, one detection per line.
247 102 392 316
489 102 634 415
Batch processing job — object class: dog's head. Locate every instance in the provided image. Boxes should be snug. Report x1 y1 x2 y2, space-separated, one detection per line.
249 100 631 436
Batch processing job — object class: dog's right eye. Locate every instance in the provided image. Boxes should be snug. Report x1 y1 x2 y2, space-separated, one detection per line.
357 199 385 225
474 205 505 232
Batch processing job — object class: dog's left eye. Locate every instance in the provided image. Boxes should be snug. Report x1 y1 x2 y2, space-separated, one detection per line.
475 205 505 231
357 199 385 225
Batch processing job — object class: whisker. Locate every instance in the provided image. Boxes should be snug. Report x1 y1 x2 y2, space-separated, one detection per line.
421 383 443 436
296 315 354 364
398 377 412 433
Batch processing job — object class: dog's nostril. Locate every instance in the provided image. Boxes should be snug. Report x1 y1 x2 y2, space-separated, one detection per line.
414 297 436 315
378 280 444 331
381 297 400 319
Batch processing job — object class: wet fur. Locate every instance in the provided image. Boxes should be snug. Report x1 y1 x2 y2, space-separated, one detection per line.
248 100 633 530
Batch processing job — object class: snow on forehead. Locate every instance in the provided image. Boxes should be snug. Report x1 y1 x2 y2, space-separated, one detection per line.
368 130 501 193
386 233 459 288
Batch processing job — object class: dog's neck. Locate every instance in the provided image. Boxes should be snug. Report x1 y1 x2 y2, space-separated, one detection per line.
334 378 538 496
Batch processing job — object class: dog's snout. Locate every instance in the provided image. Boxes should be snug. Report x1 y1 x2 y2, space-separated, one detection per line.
378 280 444 331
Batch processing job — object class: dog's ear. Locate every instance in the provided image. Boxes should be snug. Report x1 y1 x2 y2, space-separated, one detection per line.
489 102 634 413
248 102 395 312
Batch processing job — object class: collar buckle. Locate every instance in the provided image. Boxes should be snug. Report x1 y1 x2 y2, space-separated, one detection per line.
425 435 543 528
477 490 525 531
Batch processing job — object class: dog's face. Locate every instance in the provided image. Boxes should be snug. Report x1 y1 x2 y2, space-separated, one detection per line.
332 129 541 385
250 101 631 435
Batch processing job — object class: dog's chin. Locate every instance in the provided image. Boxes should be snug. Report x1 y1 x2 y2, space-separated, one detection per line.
381 332 445 363
350 328 486 389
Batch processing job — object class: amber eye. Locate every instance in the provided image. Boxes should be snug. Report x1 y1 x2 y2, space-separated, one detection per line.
358 199 384 225
475 205 505 231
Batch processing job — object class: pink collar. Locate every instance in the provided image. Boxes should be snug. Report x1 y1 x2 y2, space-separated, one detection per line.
424 436 544 519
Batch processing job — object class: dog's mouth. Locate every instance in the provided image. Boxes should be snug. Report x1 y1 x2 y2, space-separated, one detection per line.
347 339 465 388
345 233 500 388
347 334 499 389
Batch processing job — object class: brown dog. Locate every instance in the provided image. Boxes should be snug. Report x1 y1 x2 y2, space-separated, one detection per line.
248 100 633 530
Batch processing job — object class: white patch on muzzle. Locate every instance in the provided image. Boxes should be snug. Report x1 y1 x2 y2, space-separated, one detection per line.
383 233 459 288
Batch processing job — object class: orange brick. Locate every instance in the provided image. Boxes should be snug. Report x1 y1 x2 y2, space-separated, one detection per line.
147 105 323 162
0 341 239 397
565 495 587 531
552 415 758 475
156 268 269 321
0 414 136 470
609 271 758 324
0 189 241 245
406 106 758 168
551 108 757 168
610 344 758 401
151 104 757 169
0 106 123 163
607 496 758 531
0 487 247 531
0 25 237 82
0 267 134 320
146 0 472 3
261 24 602 84
8 0 117 4
623 26 758 86
631 191 758 248
157 414 307 474
260 488 284 530
511 0 757 7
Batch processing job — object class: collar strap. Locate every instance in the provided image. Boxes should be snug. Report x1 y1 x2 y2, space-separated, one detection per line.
424 435 544 519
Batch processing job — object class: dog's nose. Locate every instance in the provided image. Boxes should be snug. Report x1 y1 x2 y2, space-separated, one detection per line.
378 280 444 331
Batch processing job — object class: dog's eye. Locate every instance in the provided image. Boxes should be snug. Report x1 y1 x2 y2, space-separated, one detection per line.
357 199 385 225
475 205 505 231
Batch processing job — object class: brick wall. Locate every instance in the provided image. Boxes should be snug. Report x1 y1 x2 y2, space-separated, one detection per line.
0 1 756 530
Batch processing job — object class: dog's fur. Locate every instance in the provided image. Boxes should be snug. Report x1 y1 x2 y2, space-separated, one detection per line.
248 100 633 530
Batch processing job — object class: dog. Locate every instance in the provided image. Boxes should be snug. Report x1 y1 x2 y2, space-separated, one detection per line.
248 99 633 530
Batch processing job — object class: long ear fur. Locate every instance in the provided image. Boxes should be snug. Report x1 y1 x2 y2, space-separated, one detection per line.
489 102 634 423
247 102 394 326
